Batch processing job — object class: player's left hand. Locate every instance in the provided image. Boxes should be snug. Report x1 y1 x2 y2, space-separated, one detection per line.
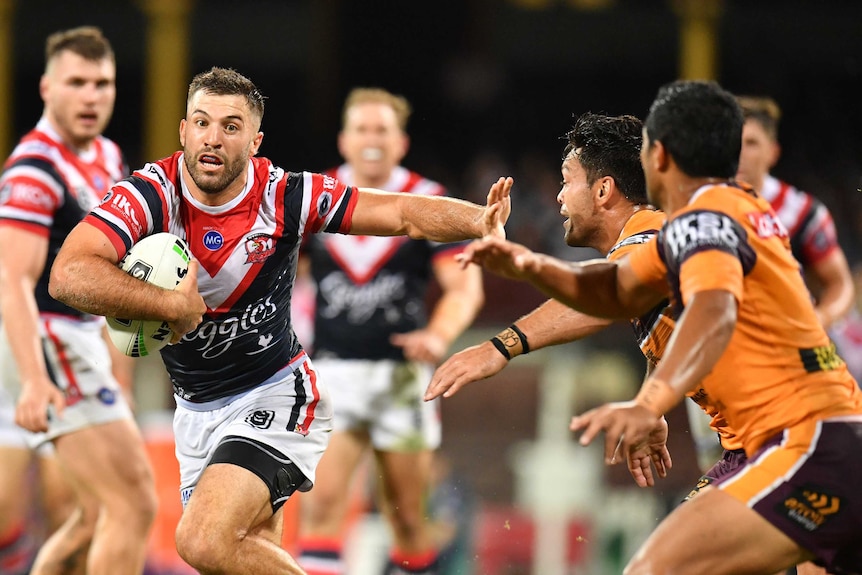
481 177 513 238
569 400 662 466
390 329 448 364
626 416 672 487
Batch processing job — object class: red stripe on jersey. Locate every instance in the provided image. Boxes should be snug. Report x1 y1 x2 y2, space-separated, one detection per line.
83 215 128 259
298 360 321 436
773 180 812 237
0 219 51 238
42 319 83 407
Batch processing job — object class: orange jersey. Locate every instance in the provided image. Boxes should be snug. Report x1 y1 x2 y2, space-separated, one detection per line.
607 209 675 366
628 183 862 456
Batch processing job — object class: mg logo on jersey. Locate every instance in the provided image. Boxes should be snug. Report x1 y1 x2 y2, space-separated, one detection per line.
203 230 224 251
244 233 275 264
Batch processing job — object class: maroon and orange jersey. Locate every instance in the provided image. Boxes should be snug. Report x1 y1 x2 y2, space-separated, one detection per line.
628 183 862 455
607 208 674 366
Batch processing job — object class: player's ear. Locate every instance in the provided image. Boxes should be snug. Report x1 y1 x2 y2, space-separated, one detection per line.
653 140 670 172
39 74 49 103
179 119 187 148
596 176 611 200
250 131 263 157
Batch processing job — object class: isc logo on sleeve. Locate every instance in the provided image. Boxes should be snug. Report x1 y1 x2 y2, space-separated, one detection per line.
664 210 742 261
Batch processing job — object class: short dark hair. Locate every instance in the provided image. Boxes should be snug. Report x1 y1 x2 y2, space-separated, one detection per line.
45 26 114 69
187 67 266 124
644 80 743 179
736 95 781 140
563 112 647 204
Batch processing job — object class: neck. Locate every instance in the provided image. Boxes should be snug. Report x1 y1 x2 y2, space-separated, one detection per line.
664 176 728 213
598 203 650 255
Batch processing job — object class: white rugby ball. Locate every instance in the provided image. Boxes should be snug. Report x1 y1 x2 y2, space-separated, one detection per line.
106 232 191 357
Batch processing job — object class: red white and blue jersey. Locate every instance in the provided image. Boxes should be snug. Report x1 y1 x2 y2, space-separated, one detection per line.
84 152 358 402
760 175 840 268
0 118 126 320
305 164 464 360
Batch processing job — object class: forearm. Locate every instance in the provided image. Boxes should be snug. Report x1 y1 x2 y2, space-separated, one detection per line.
0 278 49 383
522 256 639 320
426 290 484 349
816 282 855 329
352 190 487 242
637 290 736 416
49 252 186 322
504 299 612 357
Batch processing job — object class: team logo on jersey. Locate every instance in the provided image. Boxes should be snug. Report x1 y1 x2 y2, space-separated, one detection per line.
97 387 117 405
244 233 275 264
777 484 841 532
203 230 224 251
747 210 788 239
317 191 333 217
245 409 275 430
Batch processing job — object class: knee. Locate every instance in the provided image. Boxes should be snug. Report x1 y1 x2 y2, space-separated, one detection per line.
175 517 236 574
386 504 426 541
175 521 223 573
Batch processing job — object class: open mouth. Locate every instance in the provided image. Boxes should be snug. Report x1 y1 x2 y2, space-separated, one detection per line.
200 154 224 168
361 148 383 161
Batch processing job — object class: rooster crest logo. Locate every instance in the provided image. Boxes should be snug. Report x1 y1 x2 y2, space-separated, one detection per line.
244 233 275 264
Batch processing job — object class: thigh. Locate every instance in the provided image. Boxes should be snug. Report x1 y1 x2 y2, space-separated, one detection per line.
372 361 440 452
718 418 862 573
629 487 808 575
0 446 32 530
375 448 433 510
182 462 282 544
53 418 153 504
308 429 369 504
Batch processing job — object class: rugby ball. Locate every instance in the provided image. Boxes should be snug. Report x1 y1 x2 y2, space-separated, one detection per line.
106 232 192 357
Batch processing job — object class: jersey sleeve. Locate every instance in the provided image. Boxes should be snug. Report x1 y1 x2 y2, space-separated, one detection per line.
84 165 170 258
796 199 840 266
301 172 358 235
679 250 744 306
626 238 670 294
0 157 65 236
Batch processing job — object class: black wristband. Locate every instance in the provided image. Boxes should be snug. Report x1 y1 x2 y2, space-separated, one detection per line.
490 336 511 360
509 324 530 355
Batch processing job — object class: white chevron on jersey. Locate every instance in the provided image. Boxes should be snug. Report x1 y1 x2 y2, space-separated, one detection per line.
322 165 442 284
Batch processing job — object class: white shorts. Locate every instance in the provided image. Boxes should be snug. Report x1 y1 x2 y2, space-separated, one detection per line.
173 354 333 508
313 358 441 452
0 316 131 448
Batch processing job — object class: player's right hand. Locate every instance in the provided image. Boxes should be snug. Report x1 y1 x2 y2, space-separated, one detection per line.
16 377 65 433
425 340 509 400
168 259 207 343
481 176 513 239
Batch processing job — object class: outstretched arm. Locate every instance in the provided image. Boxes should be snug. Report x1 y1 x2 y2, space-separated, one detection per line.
348 177 512 241
458 236 664 320
425 298 611 400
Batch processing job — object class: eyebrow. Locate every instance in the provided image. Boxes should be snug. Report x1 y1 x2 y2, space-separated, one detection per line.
190 109 246 123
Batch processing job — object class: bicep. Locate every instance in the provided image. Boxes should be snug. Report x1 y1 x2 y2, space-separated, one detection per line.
0 226 50 281
58 222 124 265
348 189 405 236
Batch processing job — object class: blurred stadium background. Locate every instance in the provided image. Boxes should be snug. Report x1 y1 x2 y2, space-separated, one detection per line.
2 1 861 573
